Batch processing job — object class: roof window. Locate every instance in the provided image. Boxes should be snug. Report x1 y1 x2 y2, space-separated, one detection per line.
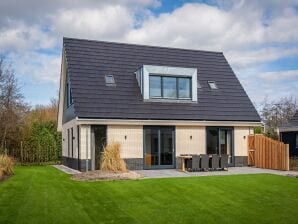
105 74 116 86
208 81 218 89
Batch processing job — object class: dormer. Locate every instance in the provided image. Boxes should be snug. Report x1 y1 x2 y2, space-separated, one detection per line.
135 65 198 102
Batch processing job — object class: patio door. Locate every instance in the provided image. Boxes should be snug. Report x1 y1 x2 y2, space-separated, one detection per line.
219 128 233 164
206 127 234 165
91 125 107 170
144 126 175 169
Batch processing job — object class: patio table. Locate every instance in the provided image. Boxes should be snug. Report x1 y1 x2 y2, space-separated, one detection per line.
177 155 192 171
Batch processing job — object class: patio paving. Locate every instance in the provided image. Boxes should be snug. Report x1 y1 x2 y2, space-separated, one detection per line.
135 167 298 179
53 165 81 174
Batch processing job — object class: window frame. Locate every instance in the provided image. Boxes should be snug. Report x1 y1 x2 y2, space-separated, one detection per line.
67 129 70 157
105 74 116 86
208 81 218 90
149 75 162 98
149 74 192 100
65 74 73 108
71 127 74 158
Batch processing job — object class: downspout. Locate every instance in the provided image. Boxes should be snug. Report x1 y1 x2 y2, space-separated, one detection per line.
86 126 89 172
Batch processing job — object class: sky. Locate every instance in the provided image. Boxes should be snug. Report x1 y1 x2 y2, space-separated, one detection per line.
0 0 298 107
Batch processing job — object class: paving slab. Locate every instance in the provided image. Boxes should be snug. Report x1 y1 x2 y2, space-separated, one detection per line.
53 165 81 174
135 167 298 179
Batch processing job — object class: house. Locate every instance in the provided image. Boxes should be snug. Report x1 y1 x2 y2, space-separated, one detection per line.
57 37 261 171
278 110 298 156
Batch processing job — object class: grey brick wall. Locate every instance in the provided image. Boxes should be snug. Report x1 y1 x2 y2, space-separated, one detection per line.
124 158 143 170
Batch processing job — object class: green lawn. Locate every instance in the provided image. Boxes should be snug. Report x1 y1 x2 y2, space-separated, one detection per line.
0 166 297 224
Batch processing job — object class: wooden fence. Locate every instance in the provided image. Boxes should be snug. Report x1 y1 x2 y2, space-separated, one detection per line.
248 134 289 171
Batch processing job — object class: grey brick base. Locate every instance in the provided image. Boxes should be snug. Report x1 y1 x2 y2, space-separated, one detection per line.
234 156 248 167
124 158 143 170
62 157 92 172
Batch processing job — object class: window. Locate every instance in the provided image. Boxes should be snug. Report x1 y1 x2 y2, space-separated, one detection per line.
105 74 116 86
149 76 161 97
71 128 74 158
207 128 219 154
179 78 191 98
149 75 191 100
296 134 298 148
66 75 73 107
67 129 70 157
163 77 177 98
208 81 218 89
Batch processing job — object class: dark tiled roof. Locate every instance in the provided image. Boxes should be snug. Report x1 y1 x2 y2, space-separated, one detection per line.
63 37 260 122
285 110 298 127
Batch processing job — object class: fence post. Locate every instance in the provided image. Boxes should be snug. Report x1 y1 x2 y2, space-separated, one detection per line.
285 144 289 171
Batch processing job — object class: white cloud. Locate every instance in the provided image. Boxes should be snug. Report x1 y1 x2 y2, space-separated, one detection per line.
226 47 298 69
258 69 298 82
126 2 298 50
8 51 61 84
0 21 56 52
51 5 134 41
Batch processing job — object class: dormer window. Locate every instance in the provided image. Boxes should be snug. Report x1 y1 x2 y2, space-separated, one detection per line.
135 65 197 102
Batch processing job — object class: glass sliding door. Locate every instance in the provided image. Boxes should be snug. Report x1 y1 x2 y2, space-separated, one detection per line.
145 128 159 167
207 128 219 154
206 127 234 165
144 126 175 169
219 129 233 164
160 128 174 166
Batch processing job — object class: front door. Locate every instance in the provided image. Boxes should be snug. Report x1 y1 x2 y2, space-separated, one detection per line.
144 126 175 169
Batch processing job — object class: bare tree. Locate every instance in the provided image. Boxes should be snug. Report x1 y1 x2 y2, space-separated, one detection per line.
260 96 298 139
0 57 28 150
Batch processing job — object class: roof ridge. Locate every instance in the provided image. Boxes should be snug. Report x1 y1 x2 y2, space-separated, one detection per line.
63 37 223 55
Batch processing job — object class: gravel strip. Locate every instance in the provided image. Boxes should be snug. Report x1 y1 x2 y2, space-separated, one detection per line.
72 170 143 181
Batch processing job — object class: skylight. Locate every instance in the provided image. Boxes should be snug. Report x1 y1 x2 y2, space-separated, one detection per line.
105 74 116 86
208 81 218 89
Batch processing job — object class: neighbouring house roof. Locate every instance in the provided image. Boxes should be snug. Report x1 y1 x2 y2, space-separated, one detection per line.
62 37 260 122
278 110 298 132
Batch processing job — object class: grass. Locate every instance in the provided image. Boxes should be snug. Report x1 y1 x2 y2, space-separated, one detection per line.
0 166 297 224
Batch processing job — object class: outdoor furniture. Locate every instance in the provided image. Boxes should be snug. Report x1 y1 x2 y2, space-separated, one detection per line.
220 154 229 170
200 154 209 171
185 159 192 171
211 154 219 170
191 155 200 171
177 155 192 171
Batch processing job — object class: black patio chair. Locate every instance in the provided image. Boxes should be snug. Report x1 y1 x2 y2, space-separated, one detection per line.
220 154 229 171
211 154 220 171
200 154 209 171
192 155 200 172
185 158 192 171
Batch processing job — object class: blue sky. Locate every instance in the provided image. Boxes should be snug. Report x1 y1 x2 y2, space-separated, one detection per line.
0 0 297 106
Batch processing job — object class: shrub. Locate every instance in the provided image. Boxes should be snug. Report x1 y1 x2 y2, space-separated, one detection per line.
253 126 263 134
21 121 62 164
100 142 127 172
0 154 14 178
